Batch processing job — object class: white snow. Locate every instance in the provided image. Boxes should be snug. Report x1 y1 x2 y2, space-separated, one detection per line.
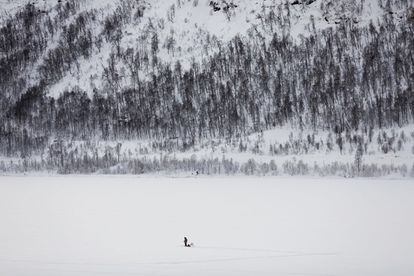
0 176 413 275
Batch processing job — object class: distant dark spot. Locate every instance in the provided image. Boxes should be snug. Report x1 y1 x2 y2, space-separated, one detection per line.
209 1 238 13
291 0 316 5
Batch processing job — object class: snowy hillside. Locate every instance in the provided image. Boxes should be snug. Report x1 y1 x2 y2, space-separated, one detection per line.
0 0 413 176
0 0 409 97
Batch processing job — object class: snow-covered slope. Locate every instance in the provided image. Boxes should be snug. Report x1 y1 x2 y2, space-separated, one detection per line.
53 0 412 97
1 0 408 97
1 0 413 174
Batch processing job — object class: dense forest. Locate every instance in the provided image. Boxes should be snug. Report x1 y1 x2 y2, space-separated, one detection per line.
0 0 413 174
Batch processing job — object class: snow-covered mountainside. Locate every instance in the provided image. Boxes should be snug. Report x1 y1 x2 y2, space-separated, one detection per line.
0 0 410 97
0 0 413 175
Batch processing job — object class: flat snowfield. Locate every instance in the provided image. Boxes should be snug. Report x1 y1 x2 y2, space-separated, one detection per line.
0 176 413 276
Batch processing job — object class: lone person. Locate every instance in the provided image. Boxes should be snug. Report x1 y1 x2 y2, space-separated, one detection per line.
184 236 189 247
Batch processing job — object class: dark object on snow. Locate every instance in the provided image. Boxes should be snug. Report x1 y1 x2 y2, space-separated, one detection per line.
184 237 192 247
291 0 316 5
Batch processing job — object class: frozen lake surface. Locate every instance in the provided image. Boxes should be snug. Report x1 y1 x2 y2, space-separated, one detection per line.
0 176 413 276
